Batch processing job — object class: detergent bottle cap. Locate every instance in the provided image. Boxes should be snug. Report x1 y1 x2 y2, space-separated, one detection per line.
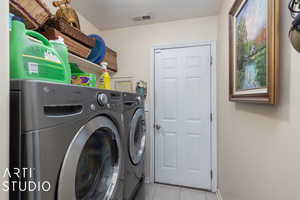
100 62 108 70
51 36 65 44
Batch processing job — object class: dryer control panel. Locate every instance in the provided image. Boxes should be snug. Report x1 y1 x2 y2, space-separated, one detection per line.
96 92 123 112
97 93 109 106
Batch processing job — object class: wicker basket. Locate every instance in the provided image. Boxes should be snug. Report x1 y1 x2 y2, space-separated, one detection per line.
10 0 51 30
46 17 96 48
43 27 91 59
103 48 118 72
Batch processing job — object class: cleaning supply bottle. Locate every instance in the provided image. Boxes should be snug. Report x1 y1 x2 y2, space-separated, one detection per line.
10 18 71 84
98 62 111 90
50 36 71 83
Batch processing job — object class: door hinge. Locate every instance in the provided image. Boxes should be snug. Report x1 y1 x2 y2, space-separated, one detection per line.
210 170 213 180
210 113 213 122
210 56 213 66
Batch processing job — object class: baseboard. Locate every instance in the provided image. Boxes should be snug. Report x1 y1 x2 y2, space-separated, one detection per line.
144 177 151 184
216 189 223 200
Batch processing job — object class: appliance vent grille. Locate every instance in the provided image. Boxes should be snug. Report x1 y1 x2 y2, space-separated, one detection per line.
133 15 152 22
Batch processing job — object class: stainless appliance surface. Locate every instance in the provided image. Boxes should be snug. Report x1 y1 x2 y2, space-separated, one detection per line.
10 80 125 200
122 92 146 200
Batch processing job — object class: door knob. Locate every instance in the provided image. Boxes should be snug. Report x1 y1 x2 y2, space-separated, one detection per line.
155 124 161 130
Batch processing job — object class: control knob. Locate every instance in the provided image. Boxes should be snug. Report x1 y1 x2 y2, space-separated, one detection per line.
97 93 108 106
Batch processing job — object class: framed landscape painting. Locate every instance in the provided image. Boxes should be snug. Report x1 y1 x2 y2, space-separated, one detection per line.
229 0 279 104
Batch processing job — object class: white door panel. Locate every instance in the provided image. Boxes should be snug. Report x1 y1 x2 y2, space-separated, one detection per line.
155 45 212 190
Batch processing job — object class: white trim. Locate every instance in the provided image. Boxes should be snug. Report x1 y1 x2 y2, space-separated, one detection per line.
216 189 223 200
210 41 218 193
144 177 151 184
149 41 218 192
149 44 156 184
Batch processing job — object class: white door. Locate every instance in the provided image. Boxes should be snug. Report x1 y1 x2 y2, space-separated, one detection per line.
154 45 212 190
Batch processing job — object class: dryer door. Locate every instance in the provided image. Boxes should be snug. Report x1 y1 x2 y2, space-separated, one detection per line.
57 116 122 200
129 108 146 165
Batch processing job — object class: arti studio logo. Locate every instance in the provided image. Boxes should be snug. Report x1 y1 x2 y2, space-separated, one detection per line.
1 168 51 192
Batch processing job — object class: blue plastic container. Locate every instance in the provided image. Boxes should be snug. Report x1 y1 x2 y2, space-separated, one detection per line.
87 34 106 64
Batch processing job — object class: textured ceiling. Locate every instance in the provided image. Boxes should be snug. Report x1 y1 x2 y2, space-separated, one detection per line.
72 0 222 30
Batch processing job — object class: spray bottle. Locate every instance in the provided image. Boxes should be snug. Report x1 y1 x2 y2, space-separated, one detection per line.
98 62 111 90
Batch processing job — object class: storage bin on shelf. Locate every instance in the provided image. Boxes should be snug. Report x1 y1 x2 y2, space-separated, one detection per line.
103 47 118 72
9 0 51 30
42 27 92 59
46 17 96 48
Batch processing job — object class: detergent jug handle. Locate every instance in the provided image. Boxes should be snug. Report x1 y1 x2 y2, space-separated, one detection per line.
25 30 52 47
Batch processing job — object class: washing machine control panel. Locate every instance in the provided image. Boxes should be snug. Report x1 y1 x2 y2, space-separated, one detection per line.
97 93 109 106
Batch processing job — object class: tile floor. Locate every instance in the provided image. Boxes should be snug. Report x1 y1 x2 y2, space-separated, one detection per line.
135 183 218 200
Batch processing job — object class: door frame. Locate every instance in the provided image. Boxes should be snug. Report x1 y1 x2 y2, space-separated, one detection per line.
148 41 217 192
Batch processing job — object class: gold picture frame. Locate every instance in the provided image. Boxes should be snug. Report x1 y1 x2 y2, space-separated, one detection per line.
111 77 135 92
229 0 279 104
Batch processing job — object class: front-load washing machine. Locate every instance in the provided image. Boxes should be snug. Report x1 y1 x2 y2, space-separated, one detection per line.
10 80 125 200
122 92 146 200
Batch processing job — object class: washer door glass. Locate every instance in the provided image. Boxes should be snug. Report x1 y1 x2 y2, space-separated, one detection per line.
57 116 121 200
129 109 146 165
76 128 118 199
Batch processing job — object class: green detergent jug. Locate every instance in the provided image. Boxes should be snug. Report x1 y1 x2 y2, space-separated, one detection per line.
10 19 71 84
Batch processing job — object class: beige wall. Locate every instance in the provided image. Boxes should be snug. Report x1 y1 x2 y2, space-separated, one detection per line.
100 16 218 81
0 0 9 199
217 0 300 200
100 16 218 179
